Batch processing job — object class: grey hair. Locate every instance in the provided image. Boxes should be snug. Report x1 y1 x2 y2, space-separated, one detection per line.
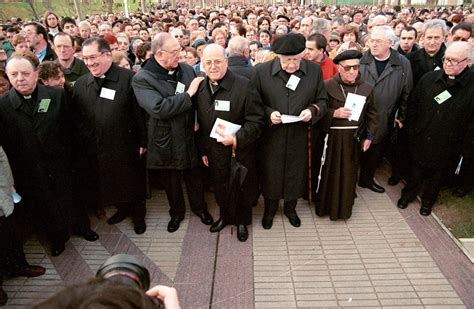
371 25 396 42
151 33 173 55
227 36 249 56
6 55 36 72
311 18 330 35
445 41 471 61
422 19 447 36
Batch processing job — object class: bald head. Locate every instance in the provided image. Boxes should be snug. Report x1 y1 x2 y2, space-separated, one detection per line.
443 41 471 77
151 32 178 55
202 44 227 82
6 56 38 95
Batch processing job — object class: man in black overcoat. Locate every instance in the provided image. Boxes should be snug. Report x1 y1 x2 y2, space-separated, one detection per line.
72 38 147 234
194 44 265 241
132 33 213 233
0 56 97 256
252 33 328 230
397 42 474 216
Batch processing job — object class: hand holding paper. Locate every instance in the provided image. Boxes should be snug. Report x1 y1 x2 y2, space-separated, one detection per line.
344 93 366 122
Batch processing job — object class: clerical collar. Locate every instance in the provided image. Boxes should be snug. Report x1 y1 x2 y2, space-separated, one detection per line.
448 75 455 79
168 70 175 75
23 95 32 99
374 52 390 62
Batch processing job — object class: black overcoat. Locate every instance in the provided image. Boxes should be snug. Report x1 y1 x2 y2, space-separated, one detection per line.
132 59 200 170
406 44 445 88
72 64 146 206
405 68 474 168
194 70 265 224
252 58 328 200
0 85 72 229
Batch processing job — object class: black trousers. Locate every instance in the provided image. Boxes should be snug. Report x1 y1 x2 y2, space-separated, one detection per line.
115 201 146 221
401 162 444 207
264 199 297 217
158 167 207 219
359 142 384 186
0 212 28 284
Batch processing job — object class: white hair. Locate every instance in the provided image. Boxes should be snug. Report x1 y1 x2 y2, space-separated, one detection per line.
371 25 396 42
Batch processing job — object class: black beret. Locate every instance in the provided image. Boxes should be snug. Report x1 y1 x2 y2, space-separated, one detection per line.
277 15 290 22
333 50 363 64
272 32 306 55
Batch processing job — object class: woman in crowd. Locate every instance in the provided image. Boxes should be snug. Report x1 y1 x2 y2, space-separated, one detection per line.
112 51 131 70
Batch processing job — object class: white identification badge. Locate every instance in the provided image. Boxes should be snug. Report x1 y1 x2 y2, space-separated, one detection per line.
214 100 230 111
434 66 441 71
286 74 300 91
100 87 116 100
175 82 186 94
434 90 451 104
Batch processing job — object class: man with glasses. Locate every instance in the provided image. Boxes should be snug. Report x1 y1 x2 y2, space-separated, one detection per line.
314 49 378 221
72 38 148 235
193 44 265 241
359 26 412 193
53 32 89 84
132 33 213 233
397 41 473 216
252 32 328 230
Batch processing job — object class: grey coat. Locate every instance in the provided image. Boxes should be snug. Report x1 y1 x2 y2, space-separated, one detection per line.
360 49 413 144
0 146 14 217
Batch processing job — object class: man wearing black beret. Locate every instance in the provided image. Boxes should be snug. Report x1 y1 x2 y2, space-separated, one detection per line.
252 32 328 230
314 49 378 220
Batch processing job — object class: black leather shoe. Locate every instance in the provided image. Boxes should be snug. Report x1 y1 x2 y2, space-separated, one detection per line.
10 265 46 278
133 219 147 235
262 215 274 229
285 213 301 227
51 242 66 256
359 182 385 193
237 225 248 242
397 198 409 209
388 175 401 186
419 205 432 216
167 217 183 233
210 218 227 232
195 211 214 225
0 286 7 306
79 229 99 242
107 211 128 225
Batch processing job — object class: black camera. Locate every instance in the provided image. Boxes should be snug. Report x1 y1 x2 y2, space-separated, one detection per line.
96 254 151 291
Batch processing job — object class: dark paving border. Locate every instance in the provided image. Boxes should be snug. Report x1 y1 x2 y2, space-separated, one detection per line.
379 167 474 308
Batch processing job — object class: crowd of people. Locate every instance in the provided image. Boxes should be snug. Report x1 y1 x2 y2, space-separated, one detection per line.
0 3 473 306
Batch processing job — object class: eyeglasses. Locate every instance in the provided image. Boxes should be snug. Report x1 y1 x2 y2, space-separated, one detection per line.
339 64 360 72
442 57 468 66
203 59 225 67
83 52 105 62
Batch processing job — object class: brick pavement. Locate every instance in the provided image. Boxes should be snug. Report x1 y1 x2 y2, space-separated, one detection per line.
2 173 472 308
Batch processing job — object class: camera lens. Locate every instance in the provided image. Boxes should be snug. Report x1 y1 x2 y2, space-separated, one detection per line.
96 254 151 291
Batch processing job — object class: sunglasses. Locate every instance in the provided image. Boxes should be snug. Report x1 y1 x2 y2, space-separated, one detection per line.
339 64 360 72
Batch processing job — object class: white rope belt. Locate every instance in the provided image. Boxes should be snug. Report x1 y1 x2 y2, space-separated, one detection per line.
316 134 329 194
329 126 358 129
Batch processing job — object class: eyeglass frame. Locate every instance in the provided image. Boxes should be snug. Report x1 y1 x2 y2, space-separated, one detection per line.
442 56 468 66
338 64 360 72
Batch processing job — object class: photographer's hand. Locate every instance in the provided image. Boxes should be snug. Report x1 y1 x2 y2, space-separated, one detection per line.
146 285 181 309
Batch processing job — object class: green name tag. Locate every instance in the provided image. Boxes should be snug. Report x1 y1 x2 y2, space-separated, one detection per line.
175 82 186 94
38 99 51 113
434 90 451 105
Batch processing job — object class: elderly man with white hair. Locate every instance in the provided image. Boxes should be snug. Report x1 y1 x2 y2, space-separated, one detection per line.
194 44 265 241
358 25 413 194
398 42 473 216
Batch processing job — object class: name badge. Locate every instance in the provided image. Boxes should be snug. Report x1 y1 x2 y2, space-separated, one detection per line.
100 87 116 100
434 90 451 104
38 99 51 113
175 82 186 94
286 74 300 91
214 100 230 112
